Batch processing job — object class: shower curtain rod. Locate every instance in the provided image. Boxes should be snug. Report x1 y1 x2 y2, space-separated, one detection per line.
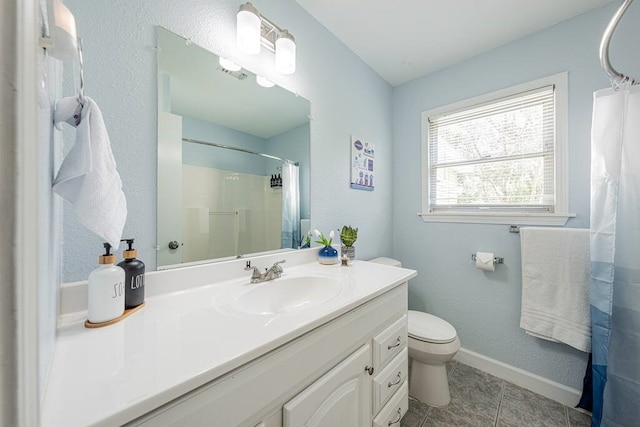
599 0 637 84
182 137 299 166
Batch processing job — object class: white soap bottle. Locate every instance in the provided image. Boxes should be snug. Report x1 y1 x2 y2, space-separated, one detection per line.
88 243 125 324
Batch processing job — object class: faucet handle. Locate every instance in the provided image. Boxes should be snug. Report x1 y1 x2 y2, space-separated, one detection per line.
244 262 262 279
271 259 286 272
248 267 262 281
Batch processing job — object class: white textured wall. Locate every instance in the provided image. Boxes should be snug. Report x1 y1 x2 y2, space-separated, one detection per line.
392 2 640 390
62 0 393 282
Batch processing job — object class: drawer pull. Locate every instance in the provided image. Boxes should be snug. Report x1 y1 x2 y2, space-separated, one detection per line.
388 408 402 426
388 371 402 388
387 336 401 350
365 365 375 375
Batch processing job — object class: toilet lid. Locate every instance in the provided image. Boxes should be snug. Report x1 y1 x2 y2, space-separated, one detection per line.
408 310 457 344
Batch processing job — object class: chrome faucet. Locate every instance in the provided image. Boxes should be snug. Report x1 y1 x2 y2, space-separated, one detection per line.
245 260 286 283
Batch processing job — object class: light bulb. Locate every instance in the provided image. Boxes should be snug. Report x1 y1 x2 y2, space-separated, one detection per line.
256 75 274 88
51 0 78 61
236 3 261 55
219 57 241 72
275 30 296 74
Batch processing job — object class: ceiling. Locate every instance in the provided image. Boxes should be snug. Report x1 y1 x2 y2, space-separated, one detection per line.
296 0 615 86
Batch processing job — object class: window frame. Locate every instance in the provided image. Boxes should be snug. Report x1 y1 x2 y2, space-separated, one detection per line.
420 72 573 226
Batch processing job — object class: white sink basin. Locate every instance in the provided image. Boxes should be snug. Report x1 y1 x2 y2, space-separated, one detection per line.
233 276 342 315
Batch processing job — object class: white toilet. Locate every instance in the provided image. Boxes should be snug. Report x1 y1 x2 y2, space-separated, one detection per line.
369 257 460 407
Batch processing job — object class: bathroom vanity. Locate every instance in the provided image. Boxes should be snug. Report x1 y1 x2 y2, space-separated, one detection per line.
42 249 416 426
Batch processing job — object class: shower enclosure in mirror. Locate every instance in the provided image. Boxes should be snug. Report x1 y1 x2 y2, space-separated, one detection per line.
157 27 311 269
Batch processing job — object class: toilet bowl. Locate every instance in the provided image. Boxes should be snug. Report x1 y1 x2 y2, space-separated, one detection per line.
368 257 461 407
408 310 460 406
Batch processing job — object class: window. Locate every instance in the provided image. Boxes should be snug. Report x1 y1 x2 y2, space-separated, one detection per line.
421 73 572 225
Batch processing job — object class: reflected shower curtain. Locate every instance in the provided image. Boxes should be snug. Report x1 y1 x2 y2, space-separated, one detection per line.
281 162 300 249
590 83 640 427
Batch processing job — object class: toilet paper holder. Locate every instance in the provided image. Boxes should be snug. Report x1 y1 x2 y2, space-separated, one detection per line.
470 254 504 265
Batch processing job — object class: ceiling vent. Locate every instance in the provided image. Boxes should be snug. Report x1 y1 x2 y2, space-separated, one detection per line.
218 66 248 81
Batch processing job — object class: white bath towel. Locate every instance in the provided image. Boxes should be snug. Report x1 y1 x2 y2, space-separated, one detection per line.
53 96 127 248
519 227 591 352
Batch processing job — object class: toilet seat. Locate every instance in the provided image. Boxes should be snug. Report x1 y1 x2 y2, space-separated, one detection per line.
408 310 457 344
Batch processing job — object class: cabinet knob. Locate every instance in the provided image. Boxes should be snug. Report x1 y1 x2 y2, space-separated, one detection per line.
168 241 180 250
364 365 374 375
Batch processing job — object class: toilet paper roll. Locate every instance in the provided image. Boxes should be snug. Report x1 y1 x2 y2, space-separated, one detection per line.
475 252 495 272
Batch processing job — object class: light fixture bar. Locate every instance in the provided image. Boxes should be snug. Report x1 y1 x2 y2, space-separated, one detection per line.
258 15 282 53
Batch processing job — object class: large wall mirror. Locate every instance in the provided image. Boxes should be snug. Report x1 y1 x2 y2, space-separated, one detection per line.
157 27 311 269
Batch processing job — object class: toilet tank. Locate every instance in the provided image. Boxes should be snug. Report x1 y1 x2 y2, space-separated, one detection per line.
368 257 402 268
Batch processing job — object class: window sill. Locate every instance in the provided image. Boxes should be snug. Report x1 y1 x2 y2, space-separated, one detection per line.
418 212 576 226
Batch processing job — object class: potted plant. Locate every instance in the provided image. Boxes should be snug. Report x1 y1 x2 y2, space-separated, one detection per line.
314 229 339 264
340 225 358 260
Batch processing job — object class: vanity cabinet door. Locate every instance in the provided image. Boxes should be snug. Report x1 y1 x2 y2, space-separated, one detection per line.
283 344 371 427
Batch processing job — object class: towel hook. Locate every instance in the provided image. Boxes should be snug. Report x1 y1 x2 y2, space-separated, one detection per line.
76 37 86 106
599 0 637 86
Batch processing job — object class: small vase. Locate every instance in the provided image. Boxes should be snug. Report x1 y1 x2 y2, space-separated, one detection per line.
318 246 339 265
341 245 355 260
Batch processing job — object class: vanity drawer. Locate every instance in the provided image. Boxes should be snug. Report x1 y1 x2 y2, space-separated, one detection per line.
372 381 408 427
373 348 408 414
373 314 407 370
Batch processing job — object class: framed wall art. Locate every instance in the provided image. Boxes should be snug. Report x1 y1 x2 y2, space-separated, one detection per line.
350 135 375 191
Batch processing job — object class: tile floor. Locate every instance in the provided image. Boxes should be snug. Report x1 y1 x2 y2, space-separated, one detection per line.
401 361 592 427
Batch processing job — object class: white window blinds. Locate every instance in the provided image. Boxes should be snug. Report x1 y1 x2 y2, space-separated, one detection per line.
427 85 556 213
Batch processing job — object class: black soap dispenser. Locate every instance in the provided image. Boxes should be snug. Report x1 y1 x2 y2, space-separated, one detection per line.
118 239 145 309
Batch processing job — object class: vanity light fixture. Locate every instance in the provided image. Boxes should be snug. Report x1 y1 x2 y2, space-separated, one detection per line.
256 75 275 88
236 2 297 75
219 57 242 72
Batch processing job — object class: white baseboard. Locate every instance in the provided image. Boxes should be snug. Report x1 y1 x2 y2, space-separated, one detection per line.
454 347 582 408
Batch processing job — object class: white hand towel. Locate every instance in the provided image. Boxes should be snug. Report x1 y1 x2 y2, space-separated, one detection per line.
53 96 127 248
519 227 591 352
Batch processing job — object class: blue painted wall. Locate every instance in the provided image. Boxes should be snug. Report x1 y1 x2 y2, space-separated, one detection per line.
391 2 640 390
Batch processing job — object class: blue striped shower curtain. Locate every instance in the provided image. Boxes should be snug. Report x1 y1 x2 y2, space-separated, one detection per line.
590 82 640 426
281 162 300 249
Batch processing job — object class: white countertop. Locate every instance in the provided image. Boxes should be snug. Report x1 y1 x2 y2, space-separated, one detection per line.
42 254 416 426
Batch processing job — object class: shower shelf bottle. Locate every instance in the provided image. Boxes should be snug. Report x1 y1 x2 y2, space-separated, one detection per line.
88 243 125 324
118 238 145 309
